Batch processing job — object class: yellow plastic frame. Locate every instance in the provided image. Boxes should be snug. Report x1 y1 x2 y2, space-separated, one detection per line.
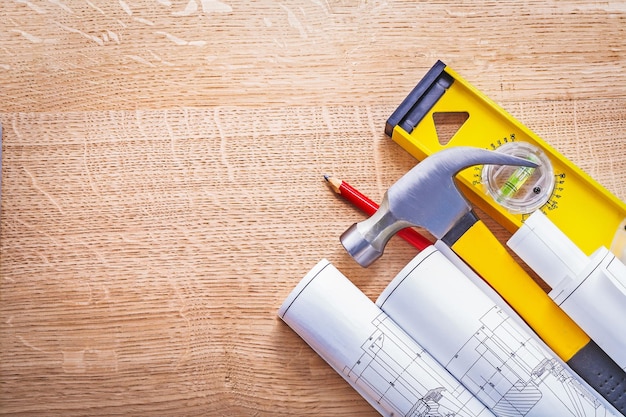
390 65 626 256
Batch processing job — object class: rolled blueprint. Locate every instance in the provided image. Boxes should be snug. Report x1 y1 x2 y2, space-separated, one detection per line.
507 209 626 371
377 246 618 417
278 259 495 417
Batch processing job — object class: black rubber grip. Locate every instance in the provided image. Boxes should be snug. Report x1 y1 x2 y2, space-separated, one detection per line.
567 340 626 414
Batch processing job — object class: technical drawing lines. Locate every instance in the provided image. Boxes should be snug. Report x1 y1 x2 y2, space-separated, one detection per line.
343 314 489 417
490 381 542 417
532 359 605 417
447 306 611 417
448 306 544 414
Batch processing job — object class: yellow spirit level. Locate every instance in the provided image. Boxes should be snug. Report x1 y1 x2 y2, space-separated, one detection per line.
386 61 626 258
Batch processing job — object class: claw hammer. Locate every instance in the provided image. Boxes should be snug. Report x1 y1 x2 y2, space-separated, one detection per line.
341 147 626 414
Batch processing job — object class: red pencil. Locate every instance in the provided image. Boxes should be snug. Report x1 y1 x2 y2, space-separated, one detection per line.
324 175 432 251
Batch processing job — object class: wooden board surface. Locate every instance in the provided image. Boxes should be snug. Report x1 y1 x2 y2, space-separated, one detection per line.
1 1 625 415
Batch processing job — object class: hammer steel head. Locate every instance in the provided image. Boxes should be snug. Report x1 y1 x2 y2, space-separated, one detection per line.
340 146 539 267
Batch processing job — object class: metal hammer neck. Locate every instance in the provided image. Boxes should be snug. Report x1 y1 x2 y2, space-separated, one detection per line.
441 211 479 246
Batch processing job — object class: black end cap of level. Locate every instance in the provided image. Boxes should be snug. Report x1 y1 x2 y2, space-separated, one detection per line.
385 60 450 137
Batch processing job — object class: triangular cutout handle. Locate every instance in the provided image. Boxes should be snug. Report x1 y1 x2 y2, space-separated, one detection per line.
432 111 469 145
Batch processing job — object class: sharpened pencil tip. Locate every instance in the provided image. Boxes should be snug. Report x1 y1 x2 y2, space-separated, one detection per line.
323 175 342 194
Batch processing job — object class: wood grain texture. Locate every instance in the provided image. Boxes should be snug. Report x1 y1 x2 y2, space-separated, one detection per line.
1 1 625 415
1 0 626 111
